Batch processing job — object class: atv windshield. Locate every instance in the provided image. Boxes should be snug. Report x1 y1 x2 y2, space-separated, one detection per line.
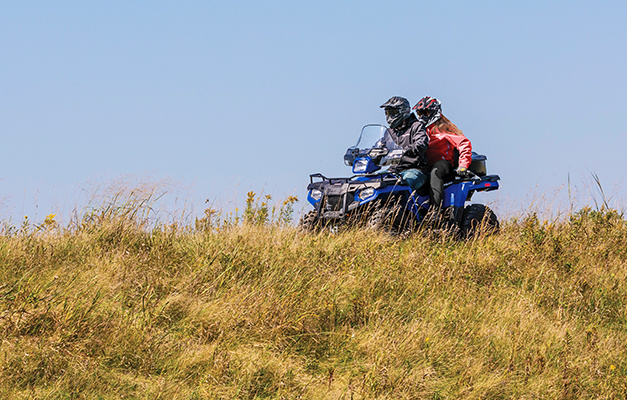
355 124 400 151
345 124 403 169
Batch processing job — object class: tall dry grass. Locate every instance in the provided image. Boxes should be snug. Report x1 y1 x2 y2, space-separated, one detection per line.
0 187 626 399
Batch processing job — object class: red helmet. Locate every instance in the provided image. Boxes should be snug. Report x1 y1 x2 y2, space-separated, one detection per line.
413 96 441 127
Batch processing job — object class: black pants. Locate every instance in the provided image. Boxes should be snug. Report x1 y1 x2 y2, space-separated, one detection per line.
430 160 455 210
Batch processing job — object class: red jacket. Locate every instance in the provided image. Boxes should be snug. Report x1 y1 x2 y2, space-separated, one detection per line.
425 126 473 169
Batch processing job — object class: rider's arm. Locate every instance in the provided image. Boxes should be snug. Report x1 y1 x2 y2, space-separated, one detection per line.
406 121 429 157
447 133 472 169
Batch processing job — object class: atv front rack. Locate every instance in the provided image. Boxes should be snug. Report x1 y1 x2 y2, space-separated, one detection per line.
309 172 399 185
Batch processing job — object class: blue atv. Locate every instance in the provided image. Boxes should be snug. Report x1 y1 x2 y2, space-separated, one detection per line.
299 124 500 237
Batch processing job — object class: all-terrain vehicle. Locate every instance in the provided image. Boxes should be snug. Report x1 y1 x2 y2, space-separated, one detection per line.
299 124 500 237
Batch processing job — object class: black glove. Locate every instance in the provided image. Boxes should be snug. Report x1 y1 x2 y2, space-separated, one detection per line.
456 167 471 179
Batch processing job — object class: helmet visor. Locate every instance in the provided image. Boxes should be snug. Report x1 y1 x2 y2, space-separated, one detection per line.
384 108 401 118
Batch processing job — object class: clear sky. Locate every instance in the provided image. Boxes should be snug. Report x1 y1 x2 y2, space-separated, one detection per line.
2 1 626 223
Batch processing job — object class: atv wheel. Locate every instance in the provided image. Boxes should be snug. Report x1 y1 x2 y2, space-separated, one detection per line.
461 204 499 238
366 204 412 235
298 210 320 232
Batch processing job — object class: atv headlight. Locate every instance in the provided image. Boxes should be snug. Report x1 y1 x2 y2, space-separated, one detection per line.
357 187 375 201
310 189 322 202
353 158 369 173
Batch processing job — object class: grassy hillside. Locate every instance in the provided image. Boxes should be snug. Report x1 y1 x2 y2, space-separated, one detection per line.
1 195 626 399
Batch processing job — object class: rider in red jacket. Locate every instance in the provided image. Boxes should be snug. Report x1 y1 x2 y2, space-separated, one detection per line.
425 124 472 171
413 96 473 221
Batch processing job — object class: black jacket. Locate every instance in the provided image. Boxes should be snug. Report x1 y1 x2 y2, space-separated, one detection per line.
388 115 429 173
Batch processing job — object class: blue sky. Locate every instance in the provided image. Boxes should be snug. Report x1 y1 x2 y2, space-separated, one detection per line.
2 1 626 222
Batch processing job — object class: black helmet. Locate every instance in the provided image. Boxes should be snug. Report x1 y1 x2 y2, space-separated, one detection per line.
380 96 411 129
413 96 442 127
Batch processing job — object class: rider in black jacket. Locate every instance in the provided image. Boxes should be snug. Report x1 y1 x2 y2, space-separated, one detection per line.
380 96 429 193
